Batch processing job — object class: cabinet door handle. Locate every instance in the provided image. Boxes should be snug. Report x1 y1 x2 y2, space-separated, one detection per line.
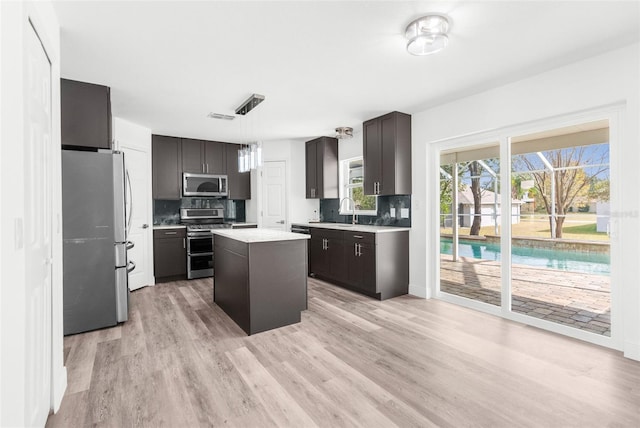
354 243 358 256
183 238 186 249
358 243 362 256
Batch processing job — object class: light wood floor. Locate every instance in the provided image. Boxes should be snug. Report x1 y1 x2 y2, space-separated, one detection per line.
47 277 640 427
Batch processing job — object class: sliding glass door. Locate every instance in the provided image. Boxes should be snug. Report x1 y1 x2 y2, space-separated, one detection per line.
510 122 611 336
439 143 502 307
437 118 613 343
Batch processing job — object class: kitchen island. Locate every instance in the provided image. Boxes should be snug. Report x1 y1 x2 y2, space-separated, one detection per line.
212 228 310 335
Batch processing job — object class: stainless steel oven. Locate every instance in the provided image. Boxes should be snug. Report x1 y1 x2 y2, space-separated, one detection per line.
186 230 214 279
181 208 229 279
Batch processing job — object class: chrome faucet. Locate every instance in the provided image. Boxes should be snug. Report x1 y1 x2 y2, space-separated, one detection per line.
340 197 357 224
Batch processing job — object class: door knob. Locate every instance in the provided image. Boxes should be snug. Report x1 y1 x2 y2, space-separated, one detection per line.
276 220 285 224
142 224 149 229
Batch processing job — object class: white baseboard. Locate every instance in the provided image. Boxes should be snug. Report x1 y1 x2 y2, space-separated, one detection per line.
624 340 640 361
52 366 67 412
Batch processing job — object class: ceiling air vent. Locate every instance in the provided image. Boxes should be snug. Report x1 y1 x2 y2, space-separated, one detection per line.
207 112 236 121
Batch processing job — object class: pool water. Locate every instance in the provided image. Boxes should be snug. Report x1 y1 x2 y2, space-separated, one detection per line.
440 238 610 276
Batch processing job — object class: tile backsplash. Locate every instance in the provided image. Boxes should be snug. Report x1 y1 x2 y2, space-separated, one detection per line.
319 195 411 227
153 198 246 225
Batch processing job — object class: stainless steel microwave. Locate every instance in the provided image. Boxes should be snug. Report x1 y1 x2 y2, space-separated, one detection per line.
182 173 228 197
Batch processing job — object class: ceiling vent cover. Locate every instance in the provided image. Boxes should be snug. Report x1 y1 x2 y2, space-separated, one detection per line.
207 112 236 120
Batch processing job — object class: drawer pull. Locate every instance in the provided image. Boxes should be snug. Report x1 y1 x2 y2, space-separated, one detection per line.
164 231 177 235
353 235 364 239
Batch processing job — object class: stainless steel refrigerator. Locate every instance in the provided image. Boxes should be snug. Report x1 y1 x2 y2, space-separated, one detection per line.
62 149 134 335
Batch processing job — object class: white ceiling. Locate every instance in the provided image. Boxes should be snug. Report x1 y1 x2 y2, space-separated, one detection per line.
52 1 640 144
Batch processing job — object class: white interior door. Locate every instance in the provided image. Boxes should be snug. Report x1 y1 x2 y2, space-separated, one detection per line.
115 120 152 291
262 160 287 230
24 20 52 426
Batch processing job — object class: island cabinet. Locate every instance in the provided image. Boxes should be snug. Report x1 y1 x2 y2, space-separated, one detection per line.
61 78 112 149
152 135 182 200
363 111 411 196
213 229 309 335
182 138 226 174
153 228 187 283
309 227 409 300
224 143 251 200
305 136 339 199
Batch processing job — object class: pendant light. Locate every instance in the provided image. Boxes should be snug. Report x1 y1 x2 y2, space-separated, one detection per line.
235 93 265 172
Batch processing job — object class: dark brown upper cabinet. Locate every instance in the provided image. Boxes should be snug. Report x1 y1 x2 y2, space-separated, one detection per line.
61 78 112 149
363 111 411 196
225 143 251 200
305 136 338 199
152 135 182 200
181 139 226 174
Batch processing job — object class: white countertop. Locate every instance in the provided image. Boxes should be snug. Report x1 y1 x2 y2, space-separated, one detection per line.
297 222 410 234
212 228 311 243
153 225 186 230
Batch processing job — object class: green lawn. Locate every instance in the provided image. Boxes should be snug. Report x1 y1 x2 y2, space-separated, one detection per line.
441 214 610 241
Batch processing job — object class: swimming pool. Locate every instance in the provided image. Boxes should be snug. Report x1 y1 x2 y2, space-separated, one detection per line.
440 238 610 276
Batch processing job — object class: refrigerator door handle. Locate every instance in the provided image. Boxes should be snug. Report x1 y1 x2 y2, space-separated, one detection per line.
127 260 136 273
126 240 135 250
125 168 133 237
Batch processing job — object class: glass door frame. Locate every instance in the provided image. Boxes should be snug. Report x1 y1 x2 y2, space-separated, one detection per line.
431 106 623 351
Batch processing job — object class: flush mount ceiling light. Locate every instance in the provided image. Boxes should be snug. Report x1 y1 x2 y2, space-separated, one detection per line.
405 14 450 56
335 127 353 139
235 93 265 115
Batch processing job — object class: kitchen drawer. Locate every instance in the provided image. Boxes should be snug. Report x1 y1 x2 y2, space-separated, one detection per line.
309 228 344 241
154 228 186 239
343 231 375 244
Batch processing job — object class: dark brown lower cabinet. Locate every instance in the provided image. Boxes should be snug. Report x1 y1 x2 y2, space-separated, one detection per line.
345 239 375 294
153 229 187 283
309 228 409 300
309 229 346 281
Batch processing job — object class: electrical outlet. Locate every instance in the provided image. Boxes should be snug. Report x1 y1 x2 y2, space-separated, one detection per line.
390 208 396 217
401 208 410 219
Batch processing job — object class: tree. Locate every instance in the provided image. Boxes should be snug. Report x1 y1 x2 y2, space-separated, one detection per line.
516 146 609 238
468 161 482 235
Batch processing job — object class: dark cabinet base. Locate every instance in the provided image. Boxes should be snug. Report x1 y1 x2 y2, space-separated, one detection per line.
214 235 307 335
153 229 187 283
309 229 409 301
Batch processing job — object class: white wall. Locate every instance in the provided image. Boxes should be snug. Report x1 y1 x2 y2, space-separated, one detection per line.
411 43 640 360
254 139 320 226
338 130 363 161
0 0 66 425
113 117 154 289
